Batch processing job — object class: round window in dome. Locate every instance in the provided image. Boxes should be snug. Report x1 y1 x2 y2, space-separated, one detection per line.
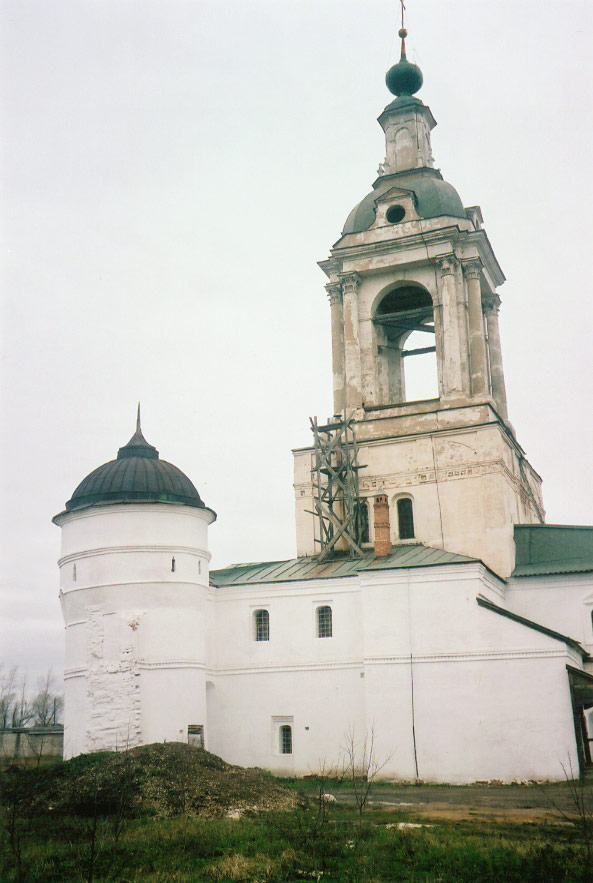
386 205 406 224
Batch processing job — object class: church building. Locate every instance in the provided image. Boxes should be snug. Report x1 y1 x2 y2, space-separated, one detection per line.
53 25 593 783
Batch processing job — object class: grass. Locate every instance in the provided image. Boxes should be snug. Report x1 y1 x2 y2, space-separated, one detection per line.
1 804 592 882
2 747 592 881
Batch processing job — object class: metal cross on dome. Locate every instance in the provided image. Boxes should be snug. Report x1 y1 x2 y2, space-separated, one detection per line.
400 0 406 29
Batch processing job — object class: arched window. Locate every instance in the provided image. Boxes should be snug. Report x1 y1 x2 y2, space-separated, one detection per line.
279 724 292 754
397 498 415 540
355 499 370 544
374 284 437 405
254 609 269 642
317 605 333 638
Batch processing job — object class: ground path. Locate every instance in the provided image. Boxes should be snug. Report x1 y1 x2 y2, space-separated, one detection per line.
330 783 593 823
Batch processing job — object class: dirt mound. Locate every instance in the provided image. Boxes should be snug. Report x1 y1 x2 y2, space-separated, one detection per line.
0 742 298 818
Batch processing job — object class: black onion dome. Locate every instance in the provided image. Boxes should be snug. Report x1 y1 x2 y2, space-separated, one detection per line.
63 414 208 513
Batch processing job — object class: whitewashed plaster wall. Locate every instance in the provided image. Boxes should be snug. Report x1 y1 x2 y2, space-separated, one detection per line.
506 574 593 656
294 416 542 576
206 564 580 782
56 503 214 759
56 501 583 781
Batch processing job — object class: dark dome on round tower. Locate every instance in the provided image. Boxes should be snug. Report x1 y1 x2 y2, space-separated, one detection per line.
62 412 209 513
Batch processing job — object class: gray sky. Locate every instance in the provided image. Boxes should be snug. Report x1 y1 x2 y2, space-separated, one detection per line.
1 0 592 683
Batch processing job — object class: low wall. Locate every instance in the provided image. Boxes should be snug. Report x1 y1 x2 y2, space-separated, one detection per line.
0 727 63 760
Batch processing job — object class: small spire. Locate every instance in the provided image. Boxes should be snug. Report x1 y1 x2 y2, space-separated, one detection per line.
117 405 159 460
399 0 407 57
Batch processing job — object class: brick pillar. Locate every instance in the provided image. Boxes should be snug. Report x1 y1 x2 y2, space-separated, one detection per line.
373 494 391 557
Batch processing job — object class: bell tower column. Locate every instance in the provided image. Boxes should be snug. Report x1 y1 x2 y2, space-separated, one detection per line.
484 296 509 421
464 260 490 396
340 272 363 413
326 281 345 414
436 256 464 397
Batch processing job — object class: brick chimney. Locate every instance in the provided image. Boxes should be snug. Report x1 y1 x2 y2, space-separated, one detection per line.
373 494 391 557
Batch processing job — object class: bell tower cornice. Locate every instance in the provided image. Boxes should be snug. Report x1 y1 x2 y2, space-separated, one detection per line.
320 226 505 291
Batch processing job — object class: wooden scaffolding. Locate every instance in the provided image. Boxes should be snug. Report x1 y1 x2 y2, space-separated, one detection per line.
309 416 367 561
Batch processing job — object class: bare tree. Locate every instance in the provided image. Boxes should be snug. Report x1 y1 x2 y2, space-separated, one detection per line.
546 758 593 871
10 671 33 729
307 757 344 833
27 730 47 770
30 670 63 726
0 665 18 728
342 724 392 827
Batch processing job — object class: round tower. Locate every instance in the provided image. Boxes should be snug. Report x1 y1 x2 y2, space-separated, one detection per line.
53 410 216 759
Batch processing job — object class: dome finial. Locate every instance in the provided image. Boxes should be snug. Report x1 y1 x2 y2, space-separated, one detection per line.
399 0 407 54
385 1 423 98
118 405 159 460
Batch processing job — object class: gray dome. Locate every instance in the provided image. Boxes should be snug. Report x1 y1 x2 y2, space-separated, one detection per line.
342 167 466 236
62 419 208 513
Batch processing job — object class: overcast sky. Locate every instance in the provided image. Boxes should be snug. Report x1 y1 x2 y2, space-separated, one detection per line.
1 0 592 684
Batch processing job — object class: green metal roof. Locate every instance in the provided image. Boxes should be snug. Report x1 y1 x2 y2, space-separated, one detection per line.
512 525 593 577
210 543 478 588
477 597 588 659
341 167 466 237
55 415 211 518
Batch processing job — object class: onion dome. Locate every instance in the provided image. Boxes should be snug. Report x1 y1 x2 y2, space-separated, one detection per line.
61 408 211 514
385 28 423 97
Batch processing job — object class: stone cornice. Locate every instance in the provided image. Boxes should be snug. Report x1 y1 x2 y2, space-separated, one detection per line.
209 647 571 678
58 545 211 566
324 225 505 288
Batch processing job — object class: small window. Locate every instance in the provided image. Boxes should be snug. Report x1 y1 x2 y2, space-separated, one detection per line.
397 498 415 539
254 609 270 642
279 724 292 754
188 724 204 748
386 204 406 224
355 499 370 544
317 605 332 638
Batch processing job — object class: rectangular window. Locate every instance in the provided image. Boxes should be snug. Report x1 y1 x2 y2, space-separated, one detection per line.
188 724 204 748
317 605 333 638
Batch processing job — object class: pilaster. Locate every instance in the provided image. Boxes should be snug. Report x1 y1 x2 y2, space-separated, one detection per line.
436 256 463 397
340 272 363 413
326 282 345 415
484 295 509 421
463 259 490 397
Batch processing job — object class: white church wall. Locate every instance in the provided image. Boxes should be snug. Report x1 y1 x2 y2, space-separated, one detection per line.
506 574 593 654
410 652 578 783
204 562 581 781
206 665 365 775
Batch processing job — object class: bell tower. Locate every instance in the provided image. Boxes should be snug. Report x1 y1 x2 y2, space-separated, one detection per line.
293 25 544 578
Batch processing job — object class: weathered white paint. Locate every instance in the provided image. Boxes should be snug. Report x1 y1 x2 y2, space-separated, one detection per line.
55 503 214 759
54 496 584 782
